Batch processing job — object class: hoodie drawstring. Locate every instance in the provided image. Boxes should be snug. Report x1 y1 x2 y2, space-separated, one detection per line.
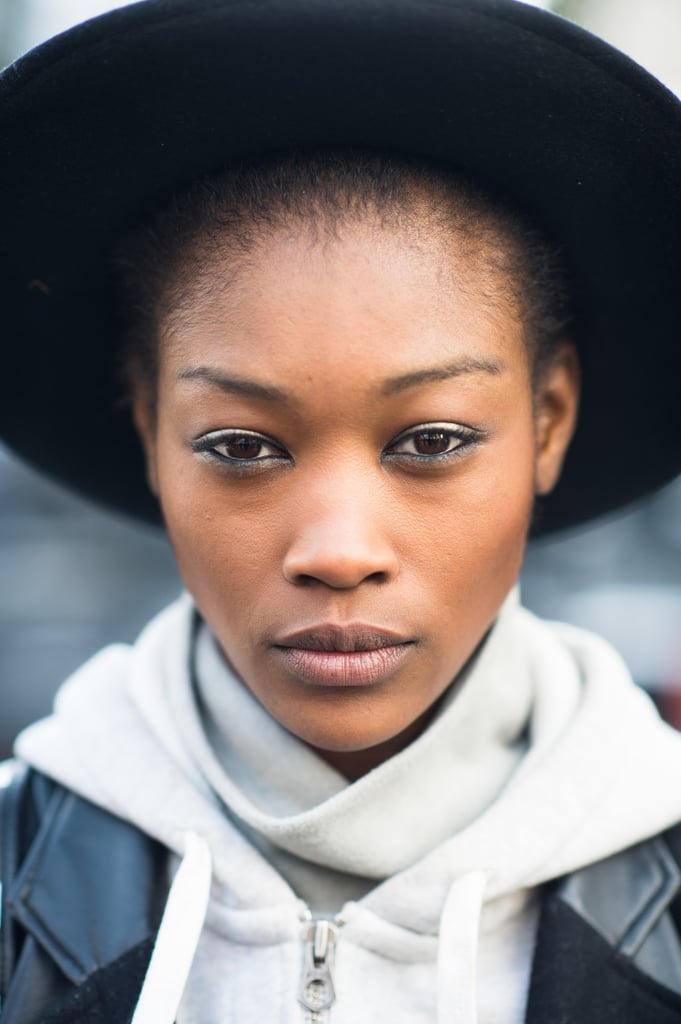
437 870 487 1024
131 831 212 1024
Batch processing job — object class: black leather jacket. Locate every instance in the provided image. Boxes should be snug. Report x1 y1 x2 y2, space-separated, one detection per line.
3 763 681 1023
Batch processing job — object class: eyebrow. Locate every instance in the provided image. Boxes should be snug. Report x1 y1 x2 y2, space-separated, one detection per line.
177 355 505 402
381 357 506 396
176 366 291 402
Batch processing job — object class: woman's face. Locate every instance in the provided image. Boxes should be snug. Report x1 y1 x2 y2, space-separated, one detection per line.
135 215 578 778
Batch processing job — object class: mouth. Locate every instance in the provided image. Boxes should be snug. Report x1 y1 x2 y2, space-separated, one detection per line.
272 625 416 687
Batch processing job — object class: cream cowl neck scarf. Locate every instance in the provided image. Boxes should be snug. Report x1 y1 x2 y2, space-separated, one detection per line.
188 586 540 911
17 589 681 1024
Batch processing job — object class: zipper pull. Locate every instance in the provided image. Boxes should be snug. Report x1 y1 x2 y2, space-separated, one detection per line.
298 918 339 1018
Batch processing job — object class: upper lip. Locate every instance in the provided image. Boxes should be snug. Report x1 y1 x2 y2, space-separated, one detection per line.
273 624 413 652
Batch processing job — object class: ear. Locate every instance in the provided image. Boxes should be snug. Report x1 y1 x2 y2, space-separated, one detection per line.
534 342 580 496
131 388 160 497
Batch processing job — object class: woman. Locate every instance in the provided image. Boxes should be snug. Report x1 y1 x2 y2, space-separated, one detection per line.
1 2 681 1023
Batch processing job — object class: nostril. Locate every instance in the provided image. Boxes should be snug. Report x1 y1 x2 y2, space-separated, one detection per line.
282 525 400 589
290 568 390 589
291 573 320 588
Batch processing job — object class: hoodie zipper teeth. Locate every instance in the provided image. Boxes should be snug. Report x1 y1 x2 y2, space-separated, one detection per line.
298 917 343 1023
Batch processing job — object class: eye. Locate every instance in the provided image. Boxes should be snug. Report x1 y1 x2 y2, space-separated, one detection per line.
192 429 289 466
385 422 479 461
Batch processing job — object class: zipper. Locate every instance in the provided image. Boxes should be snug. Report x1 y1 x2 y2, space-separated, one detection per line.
298 916 343 1024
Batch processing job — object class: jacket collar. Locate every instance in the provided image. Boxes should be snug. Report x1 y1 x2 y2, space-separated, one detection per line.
8 781 165 986
526 832 681 1023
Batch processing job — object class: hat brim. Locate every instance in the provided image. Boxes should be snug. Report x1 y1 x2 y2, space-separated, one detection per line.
1 0 680 533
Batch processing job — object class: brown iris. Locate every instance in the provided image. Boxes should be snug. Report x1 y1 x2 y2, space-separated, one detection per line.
224 435 265 459
411 430 452 456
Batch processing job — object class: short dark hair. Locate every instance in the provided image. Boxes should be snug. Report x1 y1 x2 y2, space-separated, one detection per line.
114 150 572 405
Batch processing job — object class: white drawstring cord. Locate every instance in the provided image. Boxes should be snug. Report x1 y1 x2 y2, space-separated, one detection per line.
131 831 212 1024
437 870 487 1024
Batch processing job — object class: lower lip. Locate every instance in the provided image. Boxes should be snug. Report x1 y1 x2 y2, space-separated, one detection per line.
275 644 414 687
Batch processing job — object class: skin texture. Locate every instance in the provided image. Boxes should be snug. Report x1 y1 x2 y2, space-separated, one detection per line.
134 213 579 780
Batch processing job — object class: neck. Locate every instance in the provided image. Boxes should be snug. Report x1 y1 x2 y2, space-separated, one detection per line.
312 701 443 781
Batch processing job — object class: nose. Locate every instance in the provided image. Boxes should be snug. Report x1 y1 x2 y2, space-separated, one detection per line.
282 470 399 589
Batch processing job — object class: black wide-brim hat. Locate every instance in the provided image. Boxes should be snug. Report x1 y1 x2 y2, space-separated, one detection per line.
1 0 680 534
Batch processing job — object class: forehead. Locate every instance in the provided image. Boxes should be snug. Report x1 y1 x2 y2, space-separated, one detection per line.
161 214 526 380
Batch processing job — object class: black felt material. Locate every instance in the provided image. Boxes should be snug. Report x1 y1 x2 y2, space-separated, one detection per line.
526 886 681 1023
0 0 680 532
39 939 154 1024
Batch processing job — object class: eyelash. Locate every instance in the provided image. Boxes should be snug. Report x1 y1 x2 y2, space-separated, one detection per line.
384 423 480 463
191 422 482 472
191 429 288 472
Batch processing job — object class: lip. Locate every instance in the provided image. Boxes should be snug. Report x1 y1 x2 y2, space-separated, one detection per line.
272 624 415 687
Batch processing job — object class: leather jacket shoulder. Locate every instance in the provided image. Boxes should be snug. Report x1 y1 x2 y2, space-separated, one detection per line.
3 762 681 1024
526 821 681 1023
0 763 166 1024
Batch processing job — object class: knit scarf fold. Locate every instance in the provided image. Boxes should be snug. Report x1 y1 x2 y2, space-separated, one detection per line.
179 588 544 910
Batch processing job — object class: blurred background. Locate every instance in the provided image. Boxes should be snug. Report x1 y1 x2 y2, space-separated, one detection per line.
1 0 680 757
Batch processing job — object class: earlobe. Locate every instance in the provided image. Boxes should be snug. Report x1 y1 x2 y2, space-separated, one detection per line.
131 392 160 496
534 343 580 496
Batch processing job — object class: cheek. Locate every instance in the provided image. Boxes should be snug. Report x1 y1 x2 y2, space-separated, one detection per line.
419 423 535 549
166 502 277 601
152 437 279 622
417 433 536 621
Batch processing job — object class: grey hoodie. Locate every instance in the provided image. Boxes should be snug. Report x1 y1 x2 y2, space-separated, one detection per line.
16 590 681 1023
